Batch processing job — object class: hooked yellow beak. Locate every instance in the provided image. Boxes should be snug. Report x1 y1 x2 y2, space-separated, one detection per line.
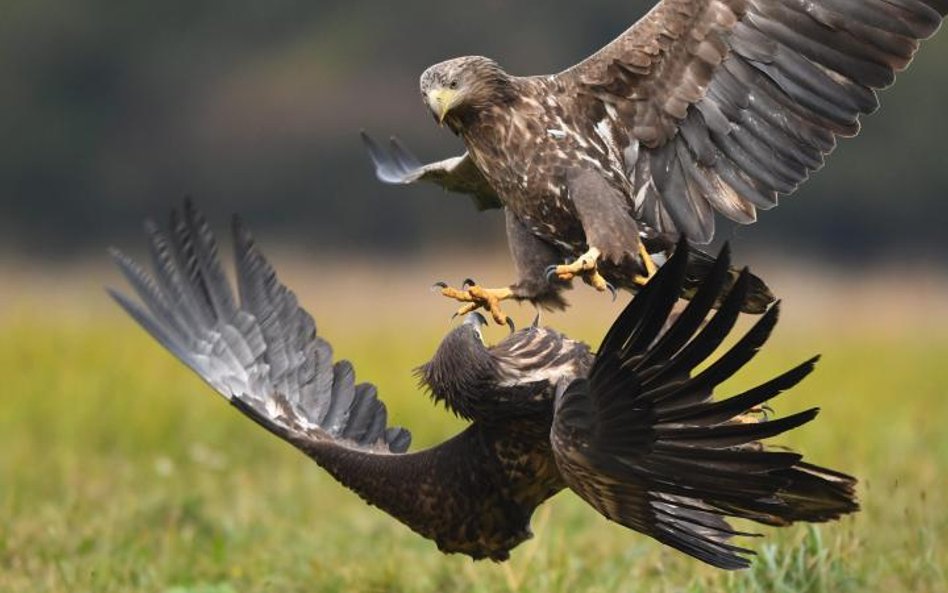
426 88 460 125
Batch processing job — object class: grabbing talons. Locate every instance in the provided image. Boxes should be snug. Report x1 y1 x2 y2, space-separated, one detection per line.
546 247 602 283
581 271 617 301
604 281 619 302
632 243 659 287
545 247 615 299
451 301 481 319
438 281 514 326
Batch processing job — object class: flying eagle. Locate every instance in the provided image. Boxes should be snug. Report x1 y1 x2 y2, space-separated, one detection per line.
365 0 947 324
109 202 858 569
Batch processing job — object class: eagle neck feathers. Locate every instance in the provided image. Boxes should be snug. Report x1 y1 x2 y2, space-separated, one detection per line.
446 71 520 137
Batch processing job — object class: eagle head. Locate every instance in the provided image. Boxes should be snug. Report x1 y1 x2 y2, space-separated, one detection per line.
420 56 514 130
416 312 496 420
417 313 589 422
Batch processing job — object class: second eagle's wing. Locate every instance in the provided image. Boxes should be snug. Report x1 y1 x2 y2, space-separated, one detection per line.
556 0 947 242
362 132 502 211
109 201 539 560
550 242 858 569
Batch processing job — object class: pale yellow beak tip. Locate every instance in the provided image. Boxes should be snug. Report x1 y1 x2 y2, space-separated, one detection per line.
428 88 457 126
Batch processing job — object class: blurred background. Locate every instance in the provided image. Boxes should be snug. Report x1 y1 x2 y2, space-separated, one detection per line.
2 2 947 592
1 0 947 260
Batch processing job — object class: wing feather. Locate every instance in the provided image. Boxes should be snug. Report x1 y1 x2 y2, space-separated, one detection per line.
111 200 411 453
557 0 946 242
551 241 858 569
362 132 502 211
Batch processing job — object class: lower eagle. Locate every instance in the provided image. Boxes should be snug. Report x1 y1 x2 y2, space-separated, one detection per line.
110 202 857 570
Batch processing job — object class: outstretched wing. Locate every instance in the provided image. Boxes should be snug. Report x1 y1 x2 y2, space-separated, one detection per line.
551 242 858 569
109 200 411 455
361 132 502 211
108 201 535 560
557 0 947 242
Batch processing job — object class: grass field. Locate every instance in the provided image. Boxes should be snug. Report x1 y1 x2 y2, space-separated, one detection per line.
2 255 947 593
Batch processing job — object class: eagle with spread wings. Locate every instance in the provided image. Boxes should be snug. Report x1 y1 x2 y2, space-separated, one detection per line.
109 202 857 569
365 0 947 324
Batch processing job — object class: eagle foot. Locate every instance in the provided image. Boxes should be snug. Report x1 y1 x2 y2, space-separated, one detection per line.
435 281 514 326
546 247 618 300
545 247 616 299
581 273 618 301
632 244 659 287
546 247 601 282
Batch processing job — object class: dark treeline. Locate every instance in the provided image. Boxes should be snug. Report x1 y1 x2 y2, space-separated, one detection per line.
2 1 946 261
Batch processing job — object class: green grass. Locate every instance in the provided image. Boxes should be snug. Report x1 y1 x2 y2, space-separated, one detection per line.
1 308 946 593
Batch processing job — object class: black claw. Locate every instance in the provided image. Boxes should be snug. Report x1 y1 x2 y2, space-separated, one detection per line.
462 278 477 290
505 316 516 334
531 310 541 328
431 281 448 292
606 283 618 302
544 265 559 282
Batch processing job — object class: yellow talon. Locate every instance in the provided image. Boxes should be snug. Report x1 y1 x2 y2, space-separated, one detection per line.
551 247 601 281
547 247 615 296
632 243 659 287
454 302 480 317
582 270 610 292
549 247 608 287
439 284 514 326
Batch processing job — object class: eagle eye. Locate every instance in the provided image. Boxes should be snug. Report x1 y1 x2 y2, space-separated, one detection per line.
449 79 459 90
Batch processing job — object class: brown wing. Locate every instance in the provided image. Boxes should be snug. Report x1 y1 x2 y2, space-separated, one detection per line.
109 200 543 560
556 0 947 242
551 242 857 569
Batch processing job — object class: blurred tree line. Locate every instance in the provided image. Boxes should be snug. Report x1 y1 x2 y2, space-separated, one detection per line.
1 0 946 261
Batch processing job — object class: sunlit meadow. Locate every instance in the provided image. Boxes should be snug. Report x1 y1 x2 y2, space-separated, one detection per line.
1 252 946 592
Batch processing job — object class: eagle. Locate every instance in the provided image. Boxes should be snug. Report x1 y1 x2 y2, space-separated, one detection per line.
109 201 858 569
364 0 947 324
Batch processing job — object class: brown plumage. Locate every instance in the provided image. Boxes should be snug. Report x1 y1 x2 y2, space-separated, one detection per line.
110 202 858 569
366 0 946 311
